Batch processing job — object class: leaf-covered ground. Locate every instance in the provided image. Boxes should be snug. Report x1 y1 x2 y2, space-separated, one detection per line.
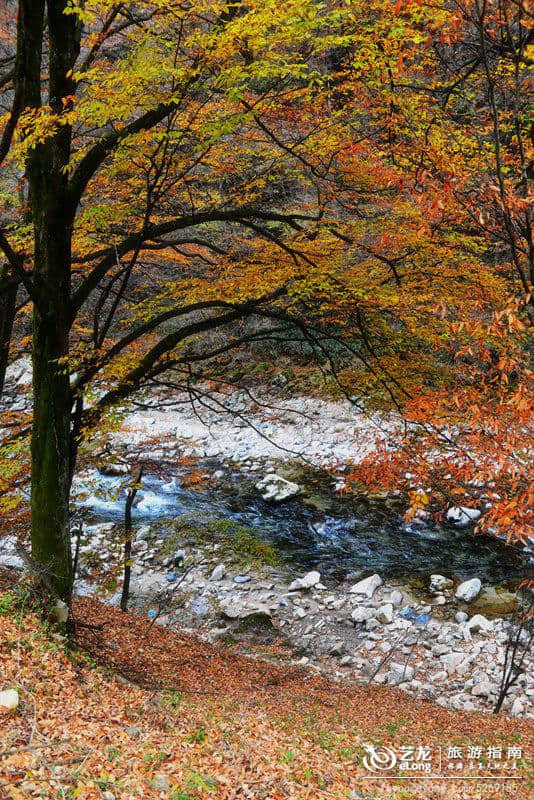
0 574 532 800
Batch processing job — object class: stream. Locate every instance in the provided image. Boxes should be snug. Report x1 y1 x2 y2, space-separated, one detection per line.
74 461 530 587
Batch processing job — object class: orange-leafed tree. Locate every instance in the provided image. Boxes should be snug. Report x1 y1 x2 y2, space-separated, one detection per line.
343 0 533 549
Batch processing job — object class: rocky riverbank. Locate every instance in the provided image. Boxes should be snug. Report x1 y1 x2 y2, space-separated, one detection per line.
58 519 531 721
1 362 532 721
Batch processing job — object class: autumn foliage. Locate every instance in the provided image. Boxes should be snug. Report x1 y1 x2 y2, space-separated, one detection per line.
0 0 532 595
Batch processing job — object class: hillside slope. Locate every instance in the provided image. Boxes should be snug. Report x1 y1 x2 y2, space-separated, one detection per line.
0 576 532 800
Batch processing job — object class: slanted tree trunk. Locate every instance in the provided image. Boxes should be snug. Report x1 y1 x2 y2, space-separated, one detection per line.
28 0 80 602
0 268 17 397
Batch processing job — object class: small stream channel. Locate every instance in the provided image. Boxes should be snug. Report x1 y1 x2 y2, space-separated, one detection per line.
74 461 530 587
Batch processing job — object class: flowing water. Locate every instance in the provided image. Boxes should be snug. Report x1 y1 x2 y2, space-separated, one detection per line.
75 463 530 586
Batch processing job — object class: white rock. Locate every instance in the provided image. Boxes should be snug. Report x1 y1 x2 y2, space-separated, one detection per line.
366 618 380 631
455 578 482 602
455 611 468 623
351 607 374 624
511 698 524 716
429 574 453 594
390 590 403 606
377 603 394 624
210 564 226 581
467 614 493 634
471 681 494 698
387 663 414 684
52 600 69 625
440 652 466 676
0 689 19 709
288 570 321 591
0 554 24 569
349 574 382 598
255 473 300 502
447 506 481 527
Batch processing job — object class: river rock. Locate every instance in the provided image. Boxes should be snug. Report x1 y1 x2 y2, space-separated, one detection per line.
446 506 481 526
471 587 518 618
467 614 493 634
351 607 374 624
429 574 453 594
390 590 403 606
377 604 393 624
210 564 226 581
288 570 321 591
387 663 414 685
235 610 279 642
455 578 482 602
255 473 300 502
349 574 382 598
441 652 466 675
189 595 212 618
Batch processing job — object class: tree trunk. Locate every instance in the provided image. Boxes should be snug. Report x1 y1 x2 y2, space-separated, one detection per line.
120 468 143 612
30 296 73 601
0 268 17 397
27 0 81 602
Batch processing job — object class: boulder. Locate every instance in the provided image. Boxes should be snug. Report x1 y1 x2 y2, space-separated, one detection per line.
349 573 383 598
288 570 321 591
0 689 19 710
511 698 524 716
446 506 481 527
455 578 482 603
471 587 518 618
255 473 300 502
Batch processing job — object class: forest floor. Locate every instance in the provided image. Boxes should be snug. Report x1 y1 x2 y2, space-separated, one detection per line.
0 571 532 800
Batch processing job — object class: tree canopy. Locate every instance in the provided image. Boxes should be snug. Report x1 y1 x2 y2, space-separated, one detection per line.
0 0 531 600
